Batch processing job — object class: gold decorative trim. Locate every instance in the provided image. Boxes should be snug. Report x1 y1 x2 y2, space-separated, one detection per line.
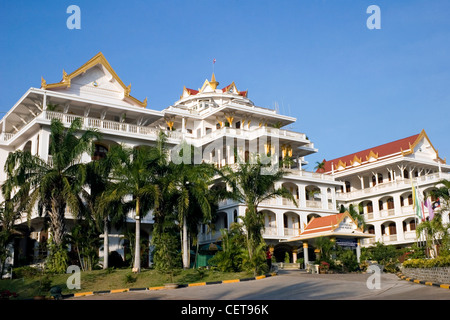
365 150 378 161
40 52 147 108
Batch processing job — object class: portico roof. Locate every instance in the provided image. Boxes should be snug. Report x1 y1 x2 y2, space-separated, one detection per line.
283 212 375 243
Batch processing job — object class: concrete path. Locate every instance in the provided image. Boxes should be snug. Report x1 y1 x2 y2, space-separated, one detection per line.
69 270 450 300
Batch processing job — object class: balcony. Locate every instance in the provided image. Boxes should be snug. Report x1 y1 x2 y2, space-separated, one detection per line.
45 111 182 141
336 172 450 200
1 110 182 144
199 126 310 145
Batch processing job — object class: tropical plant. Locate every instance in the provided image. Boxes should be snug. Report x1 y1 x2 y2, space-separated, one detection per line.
218 156 297 275
314 161 325 173
82 151 127 269
416 212 448 258
67 222 102 271
104 144 160 273
3 117 100 272
314 236 334 262
172 158 215 269
0 190 22 277
339 204 366 230
209 223 247 272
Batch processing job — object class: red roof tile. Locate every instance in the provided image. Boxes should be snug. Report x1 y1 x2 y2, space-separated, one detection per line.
320 133 420 173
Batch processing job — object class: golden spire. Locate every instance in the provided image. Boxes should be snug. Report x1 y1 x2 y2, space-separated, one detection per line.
210 73 219 90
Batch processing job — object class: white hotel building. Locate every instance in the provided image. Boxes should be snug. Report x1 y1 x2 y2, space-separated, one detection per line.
1 53 449 267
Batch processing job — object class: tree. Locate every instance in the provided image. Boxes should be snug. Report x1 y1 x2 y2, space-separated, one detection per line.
3 118 100 272
171 149 215 269
218 157 297 275
105 144 160 273
0 188 21 276
82 151 127 269
314 161 325 173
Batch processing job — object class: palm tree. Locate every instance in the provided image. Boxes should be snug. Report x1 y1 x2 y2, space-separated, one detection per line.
173 161 215 269
339 204 366 230
218 157 297 275
105 144 160 273
314 161 326 173
3 118 100 270
0 184 22 276
416 212 446 258
82 152 127 269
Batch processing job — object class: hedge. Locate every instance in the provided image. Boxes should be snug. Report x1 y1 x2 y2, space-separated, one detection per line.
402 256 450 268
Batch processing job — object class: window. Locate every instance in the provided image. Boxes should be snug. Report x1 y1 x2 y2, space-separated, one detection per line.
93 144 108 160
387 198 394 209
367 202 373 213
378 173 383 184
388 223 397 235
345 181 351 193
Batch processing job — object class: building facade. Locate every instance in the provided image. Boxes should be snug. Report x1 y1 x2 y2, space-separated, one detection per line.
1 53 448 268
319 131 450 249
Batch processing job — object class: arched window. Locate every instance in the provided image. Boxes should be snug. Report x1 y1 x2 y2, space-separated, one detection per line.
387 197 394 209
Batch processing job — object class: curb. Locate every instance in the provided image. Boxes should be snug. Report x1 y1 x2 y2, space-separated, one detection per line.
396 273 450 290
64 272 278 299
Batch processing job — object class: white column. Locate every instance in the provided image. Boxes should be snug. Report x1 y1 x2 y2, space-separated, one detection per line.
356 239 361 263
297 184 306 208
303 242 309 266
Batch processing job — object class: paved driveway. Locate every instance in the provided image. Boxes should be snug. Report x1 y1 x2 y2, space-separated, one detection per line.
70 270 450 301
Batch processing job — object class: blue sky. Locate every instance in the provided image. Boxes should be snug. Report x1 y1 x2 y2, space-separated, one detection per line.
1 0 449 169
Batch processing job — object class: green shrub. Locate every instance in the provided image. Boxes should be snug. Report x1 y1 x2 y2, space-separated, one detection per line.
12 266 40 279
403 256 450 268
337 249 358 272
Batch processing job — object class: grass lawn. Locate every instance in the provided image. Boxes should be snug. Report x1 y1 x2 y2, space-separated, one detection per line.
0 268 254 300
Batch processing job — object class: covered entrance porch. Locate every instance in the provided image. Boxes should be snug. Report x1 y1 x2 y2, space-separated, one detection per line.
281 212 375 270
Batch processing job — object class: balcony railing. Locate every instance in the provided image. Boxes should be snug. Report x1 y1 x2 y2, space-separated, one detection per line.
262 226 278 236
44 111 183 140
337 172 450 200
1 110 183 143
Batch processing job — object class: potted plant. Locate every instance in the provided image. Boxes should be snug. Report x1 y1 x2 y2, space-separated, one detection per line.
319 261 330 274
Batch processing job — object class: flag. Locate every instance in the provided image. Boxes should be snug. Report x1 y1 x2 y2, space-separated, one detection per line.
432 199 441 210
213 58 216 64
412 182 424 221
424 197 434 220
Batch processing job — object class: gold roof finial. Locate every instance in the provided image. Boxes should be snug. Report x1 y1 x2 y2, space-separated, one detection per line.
210 73 219 90
41 77 47 89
